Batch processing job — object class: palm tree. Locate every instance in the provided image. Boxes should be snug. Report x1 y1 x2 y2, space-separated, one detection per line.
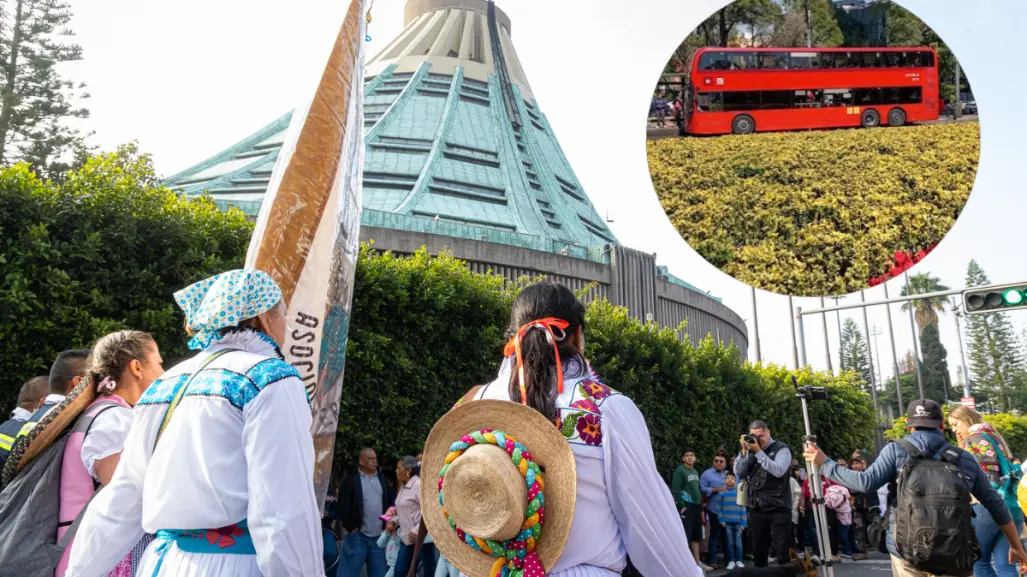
900 272 951 334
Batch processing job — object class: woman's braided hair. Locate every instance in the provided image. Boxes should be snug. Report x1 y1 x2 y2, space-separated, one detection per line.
85 330 156 396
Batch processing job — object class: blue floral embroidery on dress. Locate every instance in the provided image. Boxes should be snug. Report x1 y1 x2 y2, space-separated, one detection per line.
137 370 258 410
246 358 301 393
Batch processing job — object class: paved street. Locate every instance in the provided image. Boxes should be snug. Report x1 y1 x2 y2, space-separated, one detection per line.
706 552 896 575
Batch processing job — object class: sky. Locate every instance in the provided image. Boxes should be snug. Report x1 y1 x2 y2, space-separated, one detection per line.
68 0 1026 401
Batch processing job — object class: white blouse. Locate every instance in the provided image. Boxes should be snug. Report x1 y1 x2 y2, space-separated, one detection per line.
470 359 702 577
80 406 133 479
65 331 324 577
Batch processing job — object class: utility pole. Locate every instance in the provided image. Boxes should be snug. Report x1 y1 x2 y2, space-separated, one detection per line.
860 291 880 407
804 0 813 48
821 297 833 373
752 286 762 363
883 283 905 415
789 295 800 370
832 296 843 353
869 325 884 384
953 300 971 398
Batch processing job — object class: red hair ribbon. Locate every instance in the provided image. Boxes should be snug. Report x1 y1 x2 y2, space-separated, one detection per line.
503 318 571 405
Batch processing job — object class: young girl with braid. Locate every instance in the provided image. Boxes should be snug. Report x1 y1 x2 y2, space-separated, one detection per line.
59 330 165 577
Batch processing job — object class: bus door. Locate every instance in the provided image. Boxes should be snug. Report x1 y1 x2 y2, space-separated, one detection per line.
682 83 694 135
924 65 938 115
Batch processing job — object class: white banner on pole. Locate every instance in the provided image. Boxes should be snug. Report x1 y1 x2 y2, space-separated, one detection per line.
244 0 366 510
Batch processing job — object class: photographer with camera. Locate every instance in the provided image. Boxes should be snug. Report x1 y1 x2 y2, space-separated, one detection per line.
735 420 795 568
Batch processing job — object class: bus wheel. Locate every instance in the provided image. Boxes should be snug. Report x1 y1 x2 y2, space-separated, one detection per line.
732 115 755 135
860 109 881 128
887 108 907 127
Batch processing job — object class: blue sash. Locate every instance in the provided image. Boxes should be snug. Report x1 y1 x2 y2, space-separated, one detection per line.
151 520 254 576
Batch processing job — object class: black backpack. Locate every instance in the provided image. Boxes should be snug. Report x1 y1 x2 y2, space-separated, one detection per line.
0 402 119 577
892 438 976 577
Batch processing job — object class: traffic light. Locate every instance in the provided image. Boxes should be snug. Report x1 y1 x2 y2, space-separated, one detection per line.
962 282 1027 315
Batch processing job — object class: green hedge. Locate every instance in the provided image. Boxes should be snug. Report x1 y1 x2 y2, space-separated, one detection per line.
341 245 877 476
0 145 252 410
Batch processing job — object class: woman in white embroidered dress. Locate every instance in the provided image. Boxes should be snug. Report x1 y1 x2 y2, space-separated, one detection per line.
67 330 165 577
65 269 323 577
412 281 702 577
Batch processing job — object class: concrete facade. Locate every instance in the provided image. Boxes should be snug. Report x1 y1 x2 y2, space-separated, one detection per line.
361 226 749 355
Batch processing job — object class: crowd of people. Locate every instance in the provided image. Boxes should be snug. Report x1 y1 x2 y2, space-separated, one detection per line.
1 268 1026 577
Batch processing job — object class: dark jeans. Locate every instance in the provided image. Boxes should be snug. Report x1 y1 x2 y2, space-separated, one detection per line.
838 523 853 556
805 511 820 556
749 508 793 567
826 508 840 556
706 511 725 564
395 542 437 577
340 532 387 577
793 515 805 553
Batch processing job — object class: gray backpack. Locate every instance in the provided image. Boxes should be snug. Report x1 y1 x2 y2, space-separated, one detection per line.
0 403 118 577
892 438 976 577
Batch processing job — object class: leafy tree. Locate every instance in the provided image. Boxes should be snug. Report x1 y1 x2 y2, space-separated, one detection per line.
900 272 951 334
775 0 843 47
0 0 90 180
840 318 872 388
0 144 252 410
919 325 951 403
964 259 1026 411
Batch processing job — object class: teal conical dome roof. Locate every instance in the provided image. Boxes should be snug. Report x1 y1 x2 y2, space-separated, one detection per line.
166 0 617 256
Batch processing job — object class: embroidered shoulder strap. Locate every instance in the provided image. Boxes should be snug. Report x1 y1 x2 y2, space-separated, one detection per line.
154 348 236 450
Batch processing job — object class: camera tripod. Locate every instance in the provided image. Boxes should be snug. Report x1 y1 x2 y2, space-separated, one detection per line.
794 376 835 577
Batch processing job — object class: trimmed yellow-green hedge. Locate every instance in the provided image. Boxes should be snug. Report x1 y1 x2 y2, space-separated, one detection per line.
647 122 980 296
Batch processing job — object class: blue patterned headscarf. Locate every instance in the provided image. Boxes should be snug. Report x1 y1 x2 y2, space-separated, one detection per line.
174 269 283 350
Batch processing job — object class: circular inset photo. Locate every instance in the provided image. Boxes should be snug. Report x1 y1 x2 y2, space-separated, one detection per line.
646 0 979 297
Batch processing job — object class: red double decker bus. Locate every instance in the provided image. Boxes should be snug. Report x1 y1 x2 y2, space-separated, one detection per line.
683 46 940 135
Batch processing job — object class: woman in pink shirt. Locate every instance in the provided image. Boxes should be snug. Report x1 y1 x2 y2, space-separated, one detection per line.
389 456 436 577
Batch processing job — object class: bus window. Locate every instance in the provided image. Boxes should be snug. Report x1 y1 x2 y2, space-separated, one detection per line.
860 52 880 68
761 90 792 109
723 91 760 111
793 90 822 108
883 88 901 104
822 89 853 107
698 52 729 70
853 88 883 106
759 52 788 69
726 52 756 70
832 52 850 68
918 51 935 67
790 52 816 69
696 92 723 112
899 87 922 103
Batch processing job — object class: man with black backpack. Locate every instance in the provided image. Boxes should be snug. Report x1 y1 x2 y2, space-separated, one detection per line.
804 399 1027 577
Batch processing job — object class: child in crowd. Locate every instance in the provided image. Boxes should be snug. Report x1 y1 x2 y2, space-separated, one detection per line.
824 483 854 561
718 471 748 570
378 507 402 577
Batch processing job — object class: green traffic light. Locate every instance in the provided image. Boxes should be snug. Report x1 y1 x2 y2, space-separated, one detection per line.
1004 289 1025 306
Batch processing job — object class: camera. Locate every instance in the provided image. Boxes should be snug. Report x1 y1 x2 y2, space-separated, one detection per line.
792 375 827 401
743 434 757 445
